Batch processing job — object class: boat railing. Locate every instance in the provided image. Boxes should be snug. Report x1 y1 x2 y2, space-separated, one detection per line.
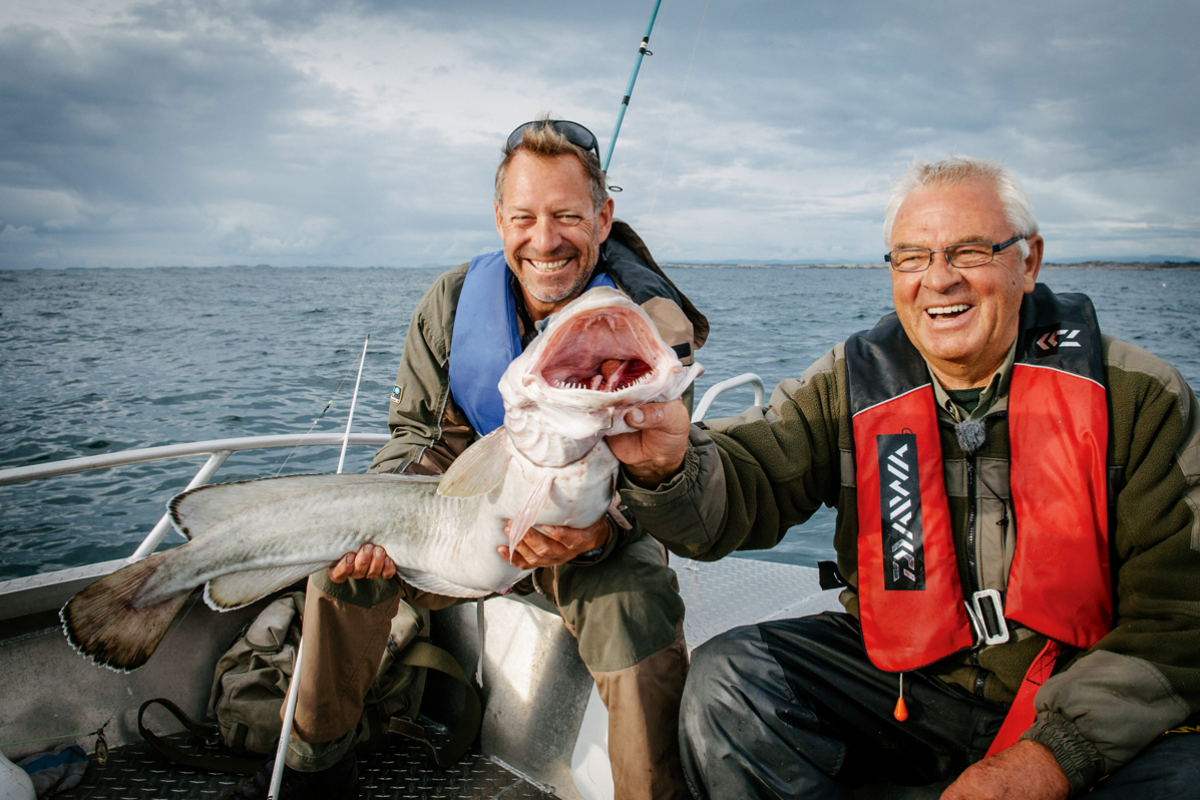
0 433 389 618
691 373 765 423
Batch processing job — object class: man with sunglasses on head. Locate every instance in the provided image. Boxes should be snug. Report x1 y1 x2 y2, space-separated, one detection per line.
608 156 1200 798
222 118 704 800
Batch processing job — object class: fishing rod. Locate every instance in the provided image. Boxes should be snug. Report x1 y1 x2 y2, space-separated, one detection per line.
269 334 369 800
602 0 664 173
274 354 364 477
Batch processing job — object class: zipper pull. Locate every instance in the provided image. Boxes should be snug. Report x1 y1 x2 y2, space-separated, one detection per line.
893 673 909 721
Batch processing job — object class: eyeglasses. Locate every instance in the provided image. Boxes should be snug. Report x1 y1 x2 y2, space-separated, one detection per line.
506 120 601 160
885 236 1026 272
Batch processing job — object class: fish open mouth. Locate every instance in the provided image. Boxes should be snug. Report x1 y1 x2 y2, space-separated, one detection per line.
534 308 661 393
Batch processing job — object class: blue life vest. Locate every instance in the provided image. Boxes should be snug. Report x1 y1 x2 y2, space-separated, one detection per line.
448 250 616 434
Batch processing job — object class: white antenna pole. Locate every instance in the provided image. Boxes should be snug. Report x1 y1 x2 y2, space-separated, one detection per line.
337 336 370 474
270 334 370 799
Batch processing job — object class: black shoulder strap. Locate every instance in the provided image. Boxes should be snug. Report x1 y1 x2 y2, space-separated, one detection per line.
387 640 483 769
138 644 481 774
844 313 930 416
606 219 710 348
137 698 262 775
1014 284 1106 384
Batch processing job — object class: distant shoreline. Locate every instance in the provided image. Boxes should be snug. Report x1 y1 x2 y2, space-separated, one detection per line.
662 261 1200 271
21 260 1199 272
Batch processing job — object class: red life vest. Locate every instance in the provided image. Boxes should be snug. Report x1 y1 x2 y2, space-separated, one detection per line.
844 285 1113 674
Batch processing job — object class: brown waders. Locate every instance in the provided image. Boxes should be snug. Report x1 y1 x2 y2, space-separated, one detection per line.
286 529 690 800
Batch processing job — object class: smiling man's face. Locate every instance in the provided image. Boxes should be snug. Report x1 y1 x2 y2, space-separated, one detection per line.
889 178 1043 389
495 151 614 321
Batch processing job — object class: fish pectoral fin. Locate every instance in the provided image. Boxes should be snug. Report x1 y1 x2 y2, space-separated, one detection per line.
608 493 633 530
507 472 555 554
438 427 512 498
204 562 331 610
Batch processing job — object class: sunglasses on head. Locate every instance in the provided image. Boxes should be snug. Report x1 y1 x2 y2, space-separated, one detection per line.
506 120 600 159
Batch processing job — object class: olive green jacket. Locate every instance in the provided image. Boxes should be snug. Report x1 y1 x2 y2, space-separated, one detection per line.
622 330 1200 794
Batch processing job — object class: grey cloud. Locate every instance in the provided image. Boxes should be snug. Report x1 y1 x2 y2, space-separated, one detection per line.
0 0 1197 268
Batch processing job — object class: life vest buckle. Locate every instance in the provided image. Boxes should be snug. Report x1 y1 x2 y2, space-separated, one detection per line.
966 589 1010 646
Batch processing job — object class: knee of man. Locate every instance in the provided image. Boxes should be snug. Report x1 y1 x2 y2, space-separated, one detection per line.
683 626 764 714
572 590 684 671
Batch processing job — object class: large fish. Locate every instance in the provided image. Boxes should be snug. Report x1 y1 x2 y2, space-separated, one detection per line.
61 286 701 671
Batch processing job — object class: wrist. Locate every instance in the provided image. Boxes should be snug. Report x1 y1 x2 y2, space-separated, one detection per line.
625 456 685 489
571 517 616 564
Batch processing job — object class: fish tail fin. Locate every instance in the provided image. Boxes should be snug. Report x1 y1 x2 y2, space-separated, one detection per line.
60 551 189 672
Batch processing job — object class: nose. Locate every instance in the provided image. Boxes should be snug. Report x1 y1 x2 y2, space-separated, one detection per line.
529 215 562 255
922 249 962 293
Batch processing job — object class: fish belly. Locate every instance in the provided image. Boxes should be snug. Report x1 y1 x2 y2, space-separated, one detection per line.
489 441 618 530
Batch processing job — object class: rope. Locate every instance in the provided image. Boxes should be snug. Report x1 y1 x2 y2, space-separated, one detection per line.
1 722 109 760
1 733 92 747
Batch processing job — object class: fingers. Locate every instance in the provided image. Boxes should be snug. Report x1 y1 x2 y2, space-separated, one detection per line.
326 543 395 583
608 400 690 488
498 518 609 569
327 551 356 583
503 526 566 566
622 400 690 433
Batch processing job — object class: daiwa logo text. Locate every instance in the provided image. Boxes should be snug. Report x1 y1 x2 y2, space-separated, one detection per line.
1033 324 1084 356
877 433 925 590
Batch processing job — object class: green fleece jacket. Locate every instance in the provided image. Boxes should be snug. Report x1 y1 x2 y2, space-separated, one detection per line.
622 315 1200 794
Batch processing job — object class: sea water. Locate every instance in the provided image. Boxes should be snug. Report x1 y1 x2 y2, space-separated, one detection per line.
1 266 1198 580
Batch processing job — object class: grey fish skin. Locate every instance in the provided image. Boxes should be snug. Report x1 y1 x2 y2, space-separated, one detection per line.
165 474 524 605
62 474 526 672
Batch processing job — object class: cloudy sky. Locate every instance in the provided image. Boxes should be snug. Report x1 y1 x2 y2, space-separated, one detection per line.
1 0 1197 269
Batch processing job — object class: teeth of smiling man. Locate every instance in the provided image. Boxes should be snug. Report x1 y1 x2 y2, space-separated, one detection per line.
928 304 971 316
528 258 570 272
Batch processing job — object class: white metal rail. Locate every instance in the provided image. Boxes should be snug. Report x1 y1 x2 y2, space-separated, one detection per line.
692 373 765 422
0 433 390 560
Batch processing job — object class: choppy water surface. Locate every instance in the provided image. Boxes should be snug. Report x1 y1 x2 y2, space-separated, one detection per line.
2 266 1197 578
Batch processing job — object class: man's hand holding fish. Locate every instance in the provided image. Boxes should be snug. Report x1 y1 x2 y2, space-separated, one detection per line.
326 542 396 584
607 399 692 489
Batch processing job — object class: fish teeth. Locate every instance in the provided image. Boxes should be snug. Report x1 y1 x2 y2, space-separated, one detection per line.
551 371 655 393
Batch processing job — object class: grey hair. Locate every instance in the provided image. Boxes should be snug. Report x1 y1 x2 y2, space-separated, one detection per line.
883 156 1038 259
494 116 609 214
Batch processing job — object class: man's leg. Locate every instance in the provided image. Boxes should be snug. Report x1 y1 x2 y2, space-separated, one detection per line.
680 613 1007 800
1089 731 1200 798
551 531 690 800
288 573 403 768
220 573 401 800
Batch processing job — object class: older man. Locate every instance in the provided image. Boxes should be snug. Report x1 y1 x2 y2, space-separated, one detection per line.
610 157 1200 798
225 120 703 800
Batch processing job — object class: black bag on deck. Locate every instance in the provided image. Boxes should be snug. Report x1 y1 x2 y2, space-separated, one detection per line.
138 591 480 774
